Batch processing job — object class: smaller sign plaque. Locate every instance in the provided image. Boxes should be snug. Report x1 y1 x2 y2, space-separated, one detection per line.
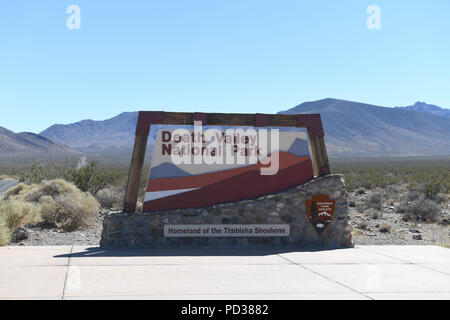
164 224 290 237
305 194 335 233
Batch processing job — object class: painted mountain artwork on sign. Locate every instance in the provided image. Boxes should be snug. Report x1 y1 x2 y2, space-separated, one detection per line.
143 128 314 212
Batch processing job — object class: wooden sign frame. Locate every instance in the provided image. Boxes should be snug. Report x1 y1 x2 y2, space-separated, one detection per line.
123 111 330 212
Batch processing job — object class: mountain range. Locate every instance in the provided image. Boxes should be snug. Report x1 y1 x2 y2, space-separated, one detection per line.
278 98 450 157
40 112 138 152
1 98 449 160
396 101 450 118
0 126 80 160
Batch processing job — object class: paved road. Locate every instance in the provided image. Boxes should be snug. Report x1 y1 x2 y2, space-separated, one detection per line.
0 179 18 199
0 245 448 300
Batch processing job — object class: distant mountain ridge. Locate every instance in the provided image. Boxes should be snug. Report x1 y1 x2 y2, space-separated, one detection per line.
395 101 450 118
40 112 138 152
32 98 450 158
0 126 80 159
278 98 450 157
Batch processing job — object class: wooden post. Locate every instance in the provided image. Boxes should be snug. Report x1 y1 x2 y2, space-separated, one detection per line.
309 136 330 177
317 136 330 175
307 129 320 177
297 114 329 177
123 111 164 212
123 133 149 212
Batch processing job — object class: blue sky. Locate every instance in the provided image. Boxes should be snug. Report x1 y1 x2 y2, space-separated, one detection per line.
1 0 449 133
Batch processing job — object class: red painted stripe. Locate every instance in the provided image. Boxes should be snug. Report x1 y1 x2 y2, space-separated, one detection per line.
143 158 314 212
146 153 310 192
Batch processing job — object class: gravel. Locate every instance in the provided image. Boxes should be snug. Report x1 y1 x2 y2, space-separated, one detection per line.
9 212 105 246
349 191 449 246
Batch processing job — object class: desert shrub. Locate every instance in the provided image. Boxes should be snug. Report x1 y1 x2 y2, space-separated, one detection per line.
358 221 368 229
398 199 440 223
0 200 41 229
385 184 400 195
19 162 70 185
435 193 447 204
384 184 401 202
355 187 366 195
406 191 421 202
355 202 365 213
19 161 123 197
0 221 10 246
348 200 356 207
365 208 381 219
66 161 111 196
40 192 99 231
2 179 100 232
379 223 391 233
343 170 397 191
332 159 449 196
2 183 36 201
24 179 79 203
96 187 124 209
366 191 384 211
420 179 442 200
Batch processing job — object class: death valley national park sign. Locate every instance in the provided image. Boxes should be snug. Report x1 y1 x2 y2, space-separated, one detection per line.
102 112 354 248
143 127 314 212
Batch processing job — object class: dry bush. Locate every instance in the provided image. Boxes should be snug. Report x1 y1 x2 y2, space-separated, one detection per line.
3 183 35 201
420 179 442 200
355 202 365 213
406 191 421 202
365 208 381 219
385 184 400 195
379 223 391 233
3 179 100 232
434 193 447 204
40 189 100 232
0 200 41 229
0 221 10 246
366 191 384 211
384 184 401 202
0 199 41 246
96 187 124 210
358 221 368 229
25 179 78 202
397 198 440 222
19 161 117 197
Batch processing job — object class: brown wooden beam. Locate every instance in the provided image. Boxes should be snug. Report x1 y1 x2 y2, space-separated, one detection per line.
123 133 149 212
123 111 163 212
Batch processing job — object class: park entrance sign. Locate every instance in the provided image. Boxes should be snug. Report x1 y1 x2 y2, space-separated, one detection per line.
100 112 353 248
123 112 330 213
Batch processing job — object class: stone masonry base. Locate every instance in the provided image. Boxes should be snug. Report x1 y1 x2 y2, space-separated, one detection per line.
100 175 353 248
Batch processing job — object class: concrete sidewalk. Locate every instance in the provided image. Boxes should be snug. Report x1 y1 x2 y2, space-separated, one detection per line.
0 245 448 300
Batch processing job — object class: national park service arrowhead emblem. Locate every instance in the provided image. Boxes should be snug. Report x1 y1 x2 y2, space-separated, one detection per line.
305 194 335 233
